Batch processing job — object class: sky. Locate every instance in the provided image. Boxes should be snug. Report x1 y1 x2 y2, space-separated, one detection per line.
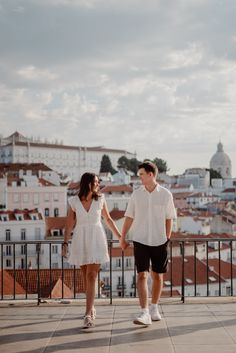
0 0 236 176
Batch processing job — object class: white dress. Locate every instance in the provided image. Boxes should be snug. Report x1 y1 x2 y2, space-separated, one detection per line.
68 194 109 267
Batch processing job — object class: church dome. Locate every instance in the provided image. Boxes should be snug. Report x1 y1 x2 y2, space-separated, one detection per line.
210 142 232 178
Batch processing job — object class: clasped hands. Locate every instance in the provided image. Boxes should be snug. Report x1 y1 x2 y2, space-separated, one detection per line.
119 236 129 251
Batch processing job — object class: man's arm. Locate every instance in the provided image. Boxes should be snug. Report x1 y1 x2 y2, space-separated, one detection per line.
166 219 173 240
120 216 133 250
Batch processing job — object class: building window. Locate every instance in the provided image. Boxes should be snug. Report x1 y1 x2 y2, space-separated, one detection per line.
35 228 41 240
6 245 12 256
33 193 39 205
23 194 29 202
52 245 58 254
6 259 12 267
52 230 62 236
54 208 59 217
126 258 132 268
44 193 49 201
53 193 59 201
114 202 118 209
21 258 25 269
21 229 26 240
13 194 19 203
45 208 49 217
5 229 11 241
21 245 26 255
116 258 121 268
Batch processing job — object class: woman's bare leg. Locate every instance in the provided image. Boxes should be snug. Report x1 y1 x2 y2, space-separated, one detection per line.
84 264 100 317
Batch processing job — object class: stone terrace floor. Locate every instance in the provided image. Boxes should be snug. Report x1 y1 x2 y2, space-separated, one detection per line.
0 298 236 353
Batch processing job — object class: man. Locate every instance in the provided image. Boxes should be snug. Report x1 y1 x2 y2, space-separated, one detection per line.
120 161 176 326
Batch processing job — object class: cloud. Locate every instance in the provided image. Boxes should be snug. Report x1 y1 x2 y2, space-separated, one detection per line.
17 66 57 81
0 0 236 176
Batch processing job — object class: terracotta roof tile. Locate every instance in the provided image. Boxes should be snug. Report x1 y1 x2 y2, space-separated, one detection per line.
101 185 133 193
0 270 25 295
110 209 125 221
7 269 85 298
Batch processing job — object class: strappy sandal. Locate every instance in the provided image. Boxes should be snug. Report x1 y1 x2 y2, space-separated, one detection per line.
91 307 96 320
83 307 96 320
83 315 94 329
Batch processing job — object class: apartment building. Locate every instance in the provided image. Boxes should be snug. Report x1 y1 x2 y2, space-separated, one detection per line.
0 163 67 217
0 209 45 270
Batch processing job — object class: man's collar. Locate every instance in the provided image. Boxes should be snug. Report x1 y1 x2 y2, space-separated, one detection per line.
141 184 160 193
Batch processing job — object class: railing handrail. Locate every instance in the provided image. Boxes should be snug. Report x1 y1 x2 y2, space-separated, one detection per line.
1 237 235 304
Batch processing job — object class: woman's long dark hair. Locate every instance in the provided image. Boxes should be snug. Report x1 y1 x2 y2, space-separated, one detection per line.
78 172 100 201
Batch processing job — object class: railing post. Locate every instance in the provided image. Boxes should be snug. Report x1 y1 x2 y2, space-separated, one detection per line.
230 240 233 296
36 243 41 305
109 241 113 304
122 250 125 297
206 241 209 296
181 241 185 303
1 244 3 300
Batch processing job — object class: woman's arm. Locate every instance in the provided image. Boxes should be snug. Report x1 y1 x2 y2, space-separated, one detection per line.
62 206 76 257
101 200 121 240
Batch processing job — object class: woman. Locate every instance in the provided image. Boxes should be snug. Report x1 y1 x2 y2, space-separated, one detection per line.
62 172 121 328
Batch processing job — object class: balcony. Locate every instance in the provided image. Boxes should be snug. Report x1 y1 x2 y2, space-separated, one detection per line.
0 238 236 352
0 238 236 302
0 298 236 353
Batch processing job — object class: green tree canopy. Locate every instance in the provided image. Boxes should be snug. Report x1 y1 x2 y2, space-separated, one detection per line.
152 157 168 174
206 168 222 186
117 156 141 175
100 155 117 174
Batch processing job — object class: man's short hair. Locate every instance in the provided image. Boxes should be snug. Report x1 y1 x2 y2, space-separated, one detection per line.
138 160 158 177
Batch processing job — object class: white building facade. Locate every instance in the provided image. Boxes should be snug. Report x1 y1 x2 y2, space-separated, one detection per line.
0 210 45 269
0 132 135 180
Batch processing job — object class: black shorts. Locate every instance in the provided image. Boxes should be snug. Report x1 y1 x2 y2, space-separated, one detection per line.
133 241 169 273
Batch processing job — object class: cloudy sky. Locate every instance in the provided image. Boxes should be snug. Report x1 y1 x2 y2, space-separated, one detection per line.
0 0 236 176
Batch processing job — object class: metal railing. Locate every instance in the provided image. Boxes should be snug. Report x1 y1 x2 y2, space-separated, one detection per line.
0 238 235 304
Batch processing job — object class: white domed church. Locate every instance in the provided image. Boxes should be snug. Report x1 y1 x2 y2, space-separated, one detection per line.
210 142 232 178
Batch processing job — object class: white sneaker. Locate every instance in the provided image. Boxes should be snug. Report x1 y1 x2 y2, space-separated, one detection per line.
150 305 162 321
133 311 152 325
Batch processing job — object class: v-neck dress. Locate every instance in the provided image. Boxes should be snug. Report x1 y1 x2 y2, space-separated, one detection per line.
68 194 109 267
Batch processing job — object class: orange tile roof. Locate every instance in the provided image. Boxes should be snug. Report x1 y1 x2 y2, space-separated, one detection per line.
205 259 236 279
101 185 133 193
46 217 67 229
38 178 56 187
0 163 52 174
164 256 227 287
7 269 85 298
0 270 25 295
110 209 125 220
0 209 43 221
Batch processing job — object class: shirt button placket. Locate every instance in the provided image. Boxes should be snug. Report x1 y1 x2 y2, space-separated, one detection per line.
148 193 152 240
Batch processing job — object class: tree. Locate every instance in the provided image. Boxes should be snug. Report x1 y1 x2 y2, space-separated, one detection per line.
117 156 141 175
128 158 141 175
117 156 130 169
152 158 168 174
100 155 117 174
206 168 222 186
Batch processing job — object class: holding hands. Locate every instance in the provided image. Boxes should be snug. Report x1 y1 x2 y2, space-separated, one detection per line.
119 236 129 251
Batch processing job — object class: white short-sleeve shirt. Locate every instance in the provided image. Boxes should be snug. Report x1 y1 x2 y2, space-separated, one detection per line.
125 185 176 246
